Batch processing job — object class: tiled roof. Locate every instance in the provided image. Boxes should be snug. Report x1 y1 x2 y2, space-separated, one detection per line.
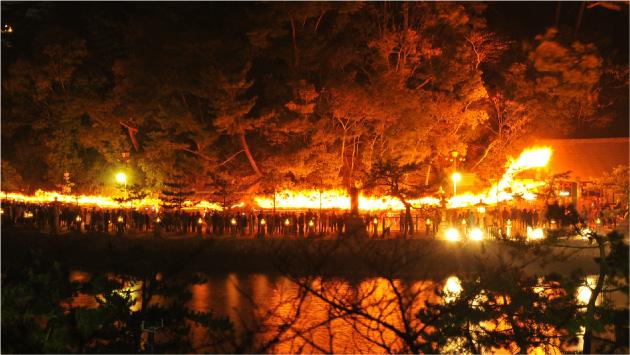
535 138 629 182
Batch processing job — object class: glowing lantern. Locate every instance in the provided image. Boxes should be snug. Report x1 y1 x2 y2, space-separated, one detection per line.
156 217 161 223
596 218 601 233
462 219 466 225
117 216 123 223
470 228 482 241
426 219 431 225
446 228 459 241
285 218 290 226
76 215 82 222
198 218 203 224
373 218 378 225
506 219 512 237
231 218 237 225
475 199 486 213
261 219 266 225
308 220 314 227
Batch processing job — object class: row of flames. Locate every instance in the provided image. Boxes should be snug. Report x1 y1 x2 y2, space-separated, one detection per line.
2 147 552 212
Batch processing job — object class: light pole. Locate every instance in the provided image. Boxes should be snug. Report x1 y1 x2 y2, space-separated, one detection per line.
116 173 127 201
452 173 461 197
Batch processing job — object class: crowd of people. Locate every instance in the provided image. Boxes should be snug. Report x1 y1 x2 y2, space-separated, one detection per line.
446 199 627 237
0 199 386 238
200 209 375 237
0 200 156 235
1 197 626 239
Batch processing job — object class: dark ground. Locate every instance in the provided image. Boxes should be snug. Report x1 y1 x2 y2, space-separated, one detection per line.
1 225 602 279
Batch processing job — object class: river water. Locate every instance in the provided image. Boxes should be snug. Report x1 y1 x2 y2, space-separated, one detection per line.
68 271 621 354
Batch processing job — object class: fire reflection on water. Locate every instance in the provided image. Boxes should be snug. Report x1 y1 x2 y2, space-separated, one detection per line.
67 272 598 354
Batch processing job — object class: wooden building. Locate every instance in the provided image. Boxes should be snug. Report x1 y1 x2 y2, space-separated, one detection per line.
535 138 629 207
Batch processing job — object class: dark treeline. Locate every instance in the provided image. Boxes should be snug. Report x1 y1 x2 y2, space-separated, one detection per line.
2 2 628 200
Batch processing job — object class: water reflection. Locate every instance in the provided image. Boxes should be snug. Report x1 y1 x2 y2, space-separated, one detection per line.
66 271 625 354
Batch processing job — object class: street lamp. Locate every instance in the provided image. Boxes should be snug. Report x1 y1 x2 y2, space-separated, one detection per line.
116 173 127 200
452 173 461 197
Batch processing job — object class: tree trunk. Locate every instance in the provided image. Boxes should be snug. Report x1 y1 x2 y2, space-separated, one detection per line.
290 17 299 69
575 1 586 38
119 121 142 153
406 204 413 236
555 1 562 27
582 241 608 354
239 132 263 177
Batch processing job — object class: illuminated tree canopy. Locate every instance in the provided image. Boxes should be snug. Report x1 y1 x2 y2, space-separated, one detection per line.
1 2 628 196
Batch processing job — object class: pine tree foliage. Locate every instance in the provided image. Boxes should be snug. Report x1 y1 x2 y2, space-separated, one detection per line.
160 175 195 212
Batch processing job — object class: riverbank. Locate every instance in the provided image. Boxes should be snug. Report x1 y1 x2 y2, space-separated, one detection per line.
2 226 602 279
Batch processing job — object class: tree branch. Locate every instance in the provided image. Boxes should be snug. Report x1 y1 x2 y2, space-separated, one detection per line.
217 150 245 167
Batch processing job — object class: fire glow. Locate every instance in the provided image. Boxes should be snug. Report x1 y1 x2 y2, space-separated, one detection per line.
3 146 552 212
257 146 552 210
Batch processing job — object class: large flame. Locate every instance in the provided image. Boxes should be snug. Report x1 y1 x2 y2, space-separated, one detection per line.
2 146 552 212
257 146 552 210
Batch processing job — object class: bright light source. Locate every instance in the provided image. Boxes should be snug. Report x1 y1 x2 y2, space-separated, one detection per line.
446 228 459 241
116 173 126 183
452 173 461 182
443 276 462 303
559 191 570 196
471 228 482 241
577 285 592 306
531 228 544 239
577 276 599 308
